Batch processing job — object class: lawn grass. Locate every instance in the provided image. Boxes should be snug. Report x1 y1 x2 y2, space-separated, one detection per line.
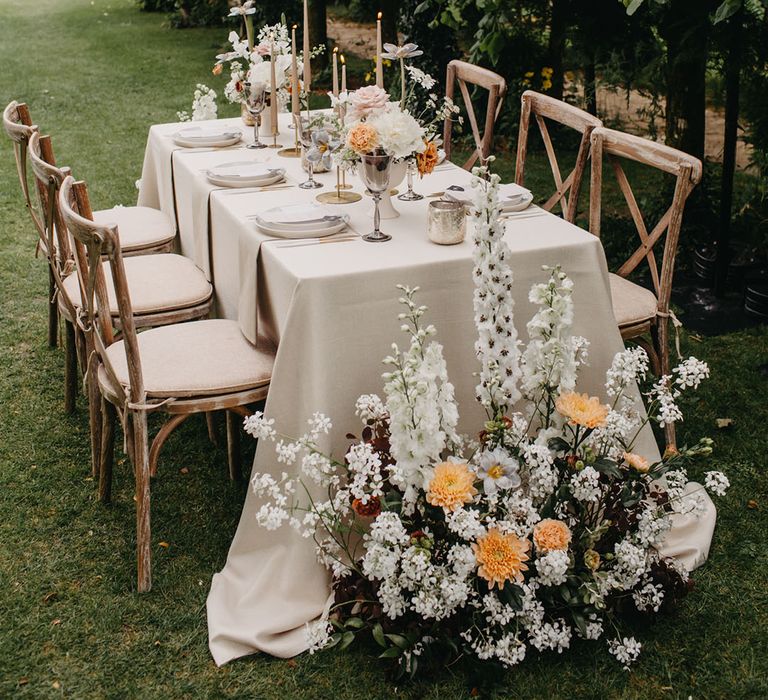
1 1 767 698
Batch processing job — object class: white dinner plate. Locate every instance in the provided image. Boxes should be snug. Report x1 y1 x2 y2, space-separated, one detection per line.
173 127 242 148
255 218 349 239
206 165 285 188
500 190 534 212
208 162 281 179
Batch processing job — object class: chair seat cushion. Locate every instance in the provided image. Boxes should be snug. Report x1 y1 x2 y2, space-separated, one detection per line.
62 254 212 315
101 319 274 398
92 206 175 252
609 273 658 327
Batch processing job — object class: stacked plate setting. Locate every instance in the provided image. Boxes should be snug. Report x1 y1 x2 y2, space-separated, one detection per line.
206 162 285 188
173 126 242 148
253 204 350 239
445 182 533 212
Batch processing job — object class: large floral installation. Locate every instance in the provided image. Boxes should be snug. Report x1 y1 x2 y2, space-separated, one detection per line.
243 166 728 678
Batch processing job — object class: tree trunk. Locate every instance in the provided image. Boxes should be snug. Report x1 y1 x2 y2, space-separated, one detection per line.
584 53 597 115
309 0 328 70
714 9 743 297
548 0 568 100
662 0 711 161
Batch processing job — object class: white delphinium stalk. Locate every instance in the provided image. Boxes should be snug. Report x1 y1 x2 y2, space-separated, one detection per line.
520 266 589 426
383 286 459 501
470 165 522 418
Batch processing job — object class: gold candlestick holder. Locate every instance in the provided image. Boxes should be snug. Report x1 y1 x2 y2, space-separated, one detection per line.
337 168 353 190
278 114 302 157
316 167 362 204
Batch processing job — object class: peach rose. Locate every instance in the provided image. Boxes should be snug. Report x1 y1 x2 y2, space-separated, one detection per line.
623 452 650 473
346 122 379 155
555 392 609 429
533 518 572 553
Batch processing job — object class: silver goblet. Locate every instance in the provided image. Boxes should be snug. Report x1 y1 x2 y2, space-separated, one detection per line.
360 150 392 242
244 81 267 150
397 157 424 201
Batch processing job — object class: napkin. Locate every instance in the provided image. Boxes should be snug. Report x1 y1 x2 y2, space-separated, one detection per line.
209 164 276 178
258 204 338 225
178 126 240 140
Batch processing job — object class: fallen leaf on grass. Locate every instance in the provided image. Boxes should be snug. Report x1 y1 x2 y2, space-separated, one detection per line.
42 592 58 604
51 619 61 626
747 500 759 509
716 418 734 429
52 680 61 690
180 467 189 474
286 659 297 668
18 678 28 686
158 542 170 549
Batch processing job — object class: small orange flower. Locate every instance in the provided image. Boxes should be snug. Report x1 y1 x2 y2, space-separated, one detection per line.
555 392 609 429
623 452 650 473
352 496 382 518
533 519 572 553
473 528 530 589
346 122 379 154
212 63 223 76
426 461 477 511
416 140 439 177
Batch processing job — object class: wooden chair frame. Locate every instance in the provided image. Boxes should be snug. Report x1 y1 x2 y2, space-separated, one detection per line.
3 100 59 348
589 126 702 452
59 175 270 592
443 60 507 170
515 91 602 223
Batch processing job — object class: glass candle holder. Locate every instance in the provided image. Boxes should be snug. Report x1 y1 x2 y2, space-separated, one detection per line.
427 200 466 245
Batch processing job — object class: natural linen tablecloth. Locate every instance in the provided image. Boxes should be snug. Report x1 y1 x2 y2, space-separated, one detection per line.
136 116 716 666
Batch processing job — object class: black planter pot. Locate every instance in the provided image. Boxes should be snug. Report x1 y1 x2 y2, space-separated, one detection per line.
745 280 768 321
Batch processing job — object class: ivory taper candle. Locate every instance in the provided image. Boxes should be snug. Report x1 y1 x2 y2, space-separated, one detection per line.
375 12 383 88
291 25 299 117
270 42 278 134
303 0 311 96
340 54 347 122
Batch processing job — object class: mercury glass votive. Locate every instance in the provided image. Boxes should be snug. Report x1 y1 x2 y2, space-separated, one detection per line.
427 200 466 245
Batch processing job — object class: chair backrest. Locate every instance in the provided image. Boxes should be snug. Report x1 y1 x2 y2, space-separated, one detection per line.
589 126 702 314
58 175 141 408
515 91 602 223
3 100 46 241
28 132 78 318
442 59 507 171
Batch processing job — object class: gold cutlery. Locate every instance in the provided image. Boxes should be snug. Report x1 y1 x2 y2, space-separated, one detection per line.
272 235 360 248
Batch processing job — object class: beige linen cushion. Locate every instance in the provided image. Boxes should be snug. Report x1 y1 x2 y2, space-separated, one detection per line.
62 254 212 315
609 273 658 327
92 206 175 252
101 319 275 398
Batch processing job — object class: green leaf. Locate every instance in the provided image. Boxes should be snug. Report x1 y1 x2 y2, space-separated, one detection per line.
385 633 410 649
379 646 402 659
714 0 742 23
372 623 387 648
325 632 343 649
345 617 364 630
572 611 588 639
626 0 646 15
414 1 430 16
593 458 622 479
548 437 570 452
339 631 355 651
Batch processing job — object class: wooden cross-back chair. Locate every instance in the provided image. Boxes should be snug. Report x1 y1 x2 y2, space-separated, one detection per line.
443 60 507 170
589 126 702 452
515 91 602 223
3 100 61 348
58 175 276 592
28 132 214 430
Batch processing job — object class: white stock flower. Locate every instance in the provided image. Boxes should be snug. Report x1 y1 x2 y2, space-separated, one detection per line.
305 617 332 654
673 357 709 393
608 636 642 670
535 549 569 587
243 411 276 440
704 471 730 496
570 466 601 503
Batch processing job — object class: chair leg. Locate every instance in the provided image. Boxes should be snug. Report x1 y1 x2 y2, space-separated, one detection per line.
99 398 116 504
205 411 219 446
86 354 102 479
226 411 241 482
47 266 58 349
656 316 678 455
132 410 152 593
64 321 78 414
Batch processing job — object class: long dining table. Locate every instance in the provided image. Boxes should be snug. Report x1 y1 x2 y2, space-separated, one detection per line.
136 113 715 666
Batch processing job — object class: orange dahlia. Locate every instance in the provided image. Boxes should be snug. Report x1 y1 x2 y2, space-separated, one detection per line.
416 140 439 177
555 392 609 429
426 461 477 511
623 452 650 473
532 518 572 553
473 528 530 589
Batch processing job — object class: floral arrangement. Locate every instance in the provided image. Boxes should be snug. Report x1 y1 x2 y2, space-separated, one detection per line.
333 44 461 176
243 166 728 678
177 84 217 122
213 4 323 110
